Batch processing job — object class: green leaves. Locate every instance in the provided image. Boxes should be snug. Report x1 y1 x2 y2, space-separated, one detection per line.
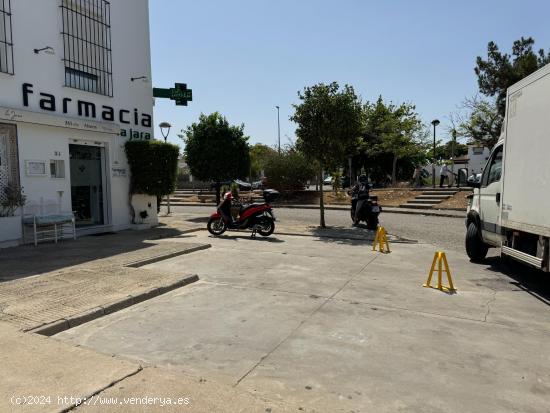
475 37 550 118
361 97 427 184
264 147 315 191
183 112 251 182
291 82 363 171
125 140 180 197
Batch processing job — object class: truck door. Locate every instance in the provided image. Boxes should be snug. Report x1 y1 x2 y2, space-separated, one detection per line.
480 144 504 245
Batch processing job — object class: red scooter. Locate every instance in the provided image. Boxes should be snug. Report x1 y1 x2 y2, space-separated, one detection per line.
207 189 279 237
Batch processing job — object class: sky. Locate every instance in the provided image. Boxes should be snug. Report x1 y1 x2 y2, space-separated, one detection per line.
149 0 550 149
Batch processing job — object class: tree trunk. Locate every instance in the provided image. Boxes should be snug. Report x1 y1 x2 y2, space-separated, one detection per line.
215 182 221 205
319 166 326 228
391 154 398 186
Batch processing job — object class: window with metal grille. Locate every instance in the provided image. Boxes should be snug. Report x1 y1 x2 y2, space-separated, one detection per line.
0 0 14 75
61 0 112 96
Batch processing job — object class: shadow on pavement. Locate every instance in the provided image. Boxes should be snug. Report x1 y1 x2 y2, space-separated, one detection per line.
0 226 185 282
184 216 209 223
307 225 418 246
479 256 550 306
212 234 285 243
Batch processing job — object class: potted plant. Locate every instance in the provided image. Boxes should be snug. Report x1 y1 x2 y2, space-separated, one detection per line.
0 184 26 246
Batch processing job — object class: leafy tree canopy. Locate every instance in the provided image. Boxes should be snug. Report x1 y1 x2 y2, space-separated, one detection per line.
292 82 363 172
361 96 427 185
475 37 550 117
291 82 363 226
183 112 251 183
250 143 278 179
451 96 503 148
433 139 468 160
264 145 315 191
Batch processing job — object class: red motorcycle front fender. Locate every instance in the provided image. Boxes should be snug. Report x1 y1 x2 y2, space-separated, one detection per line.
210 212 221 219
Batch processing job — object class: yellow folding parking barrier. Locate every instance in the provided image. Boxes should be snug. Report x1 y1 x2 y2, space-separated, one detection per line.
372 226 390 253
423 251 456 293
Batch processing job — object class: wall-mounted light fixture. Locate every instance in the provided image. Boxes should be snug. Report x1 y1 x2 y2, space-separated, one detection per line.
131 76 148 82
34 46 55 55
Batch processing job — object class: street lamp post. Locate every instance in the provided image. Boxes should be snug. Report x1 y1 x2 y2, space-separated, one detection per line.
431 119 440 188
159 122 172 214
159 122 172 143
451 128 457 187
275 106 281 154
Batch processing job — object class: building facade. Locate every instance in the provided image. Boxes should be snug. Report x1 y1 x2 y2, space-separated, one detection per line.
0 0 153 240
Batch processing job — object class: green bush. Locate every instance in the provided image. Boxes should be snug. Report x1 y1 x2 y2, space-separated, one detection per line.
264 150 315 191
124 140 180 197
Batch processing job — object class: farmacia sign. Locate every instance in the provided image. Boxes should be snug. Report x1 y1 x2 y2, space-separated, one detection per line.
22 83 152 140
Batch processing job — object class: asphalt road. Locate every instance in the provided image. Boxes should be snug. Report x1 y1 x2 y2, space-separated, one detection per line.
170 205 468 253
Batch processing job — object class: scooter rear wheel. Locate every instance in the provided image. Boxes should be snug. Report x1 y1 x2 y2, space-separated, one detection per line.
367 216 379 230
257 217 275 237
207 217 227 236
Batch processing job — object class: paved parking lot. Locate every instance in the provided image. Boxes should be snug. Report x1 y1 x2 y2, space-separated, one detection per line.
56 231 550 413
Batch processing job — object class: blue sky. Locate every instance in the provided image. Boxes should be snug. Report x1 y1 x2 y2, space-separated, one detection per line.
150 0 550 148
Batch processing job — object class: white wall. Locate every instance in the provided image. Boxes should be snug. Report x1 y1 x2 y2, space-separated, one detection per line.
1 0 153 124
466 146 491 175
0 0 153 231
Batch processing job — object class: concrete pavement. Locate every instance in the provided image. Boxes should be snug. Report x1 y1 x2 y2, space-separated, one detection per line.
56 231 550 413
0 322 297 413
0 226 208 333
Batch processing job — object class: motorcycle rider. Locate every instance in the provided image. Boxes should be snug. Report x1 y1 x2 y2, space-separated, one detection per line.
219 190 235 224
350 175 370 225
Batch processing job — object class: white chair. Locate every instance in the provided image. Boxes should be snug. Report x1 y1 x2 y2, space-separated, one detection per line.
22 198 76 246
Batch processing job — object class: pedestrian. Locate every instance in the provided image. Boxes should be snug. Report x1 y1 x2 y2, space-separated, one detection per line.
412 165 422 187
439 163 449 187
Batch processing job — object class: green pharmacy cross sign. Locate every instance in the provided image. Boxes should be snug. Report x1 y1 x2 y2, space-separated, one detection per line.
153 83 193 106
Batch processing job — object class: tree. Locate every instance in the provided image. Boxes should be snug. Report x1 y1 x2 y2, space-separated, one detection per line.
291 82 363 227
250 143 278 179
434 139 468 160
263 146 315 191
450 96 503 148
361 97 427 185
475 37 550 119
183 112 250 203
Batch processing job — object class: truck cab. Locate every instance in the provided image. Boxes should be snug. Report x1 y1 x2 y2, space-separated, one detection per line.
465 140 504 259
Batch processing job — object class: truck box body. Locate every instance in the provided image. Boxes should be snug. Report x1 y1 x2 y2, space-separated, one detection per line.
501 64 550 237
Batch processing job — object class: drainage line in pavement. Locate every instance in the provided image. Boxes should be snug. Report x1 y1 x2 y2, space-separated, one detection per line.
59 366 143 412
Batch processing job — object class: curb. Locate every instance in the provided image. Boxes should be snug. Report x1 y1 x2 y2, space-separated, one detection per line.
26 274 200 336
125 243 211 268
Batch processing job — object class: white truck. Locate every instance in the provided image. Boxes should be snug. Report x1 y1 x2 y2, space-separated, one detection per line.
466 63 550 271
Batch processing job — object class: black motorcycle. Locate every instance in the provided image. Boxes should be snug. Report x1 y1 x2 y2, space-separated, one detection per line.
350 192 381 230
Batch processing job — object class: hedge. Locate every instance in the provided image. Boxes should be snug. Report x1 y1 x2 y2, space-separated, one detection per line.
124 140 180 197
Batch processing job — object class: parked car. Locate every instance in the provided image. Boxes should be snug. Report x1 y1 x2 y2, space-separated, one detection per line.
323 176 333 185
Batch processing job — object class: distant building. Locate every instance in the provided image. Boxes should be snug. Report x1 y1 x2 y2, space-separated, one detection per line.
453 145 491 176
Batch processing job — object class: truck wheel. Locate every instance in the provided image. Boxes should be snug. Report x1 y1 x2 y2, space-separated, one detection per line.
465 222 488 261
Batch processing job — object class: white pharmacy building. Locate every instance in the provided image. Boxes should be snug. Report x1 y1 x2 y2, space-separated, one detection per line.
0 0 154 245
